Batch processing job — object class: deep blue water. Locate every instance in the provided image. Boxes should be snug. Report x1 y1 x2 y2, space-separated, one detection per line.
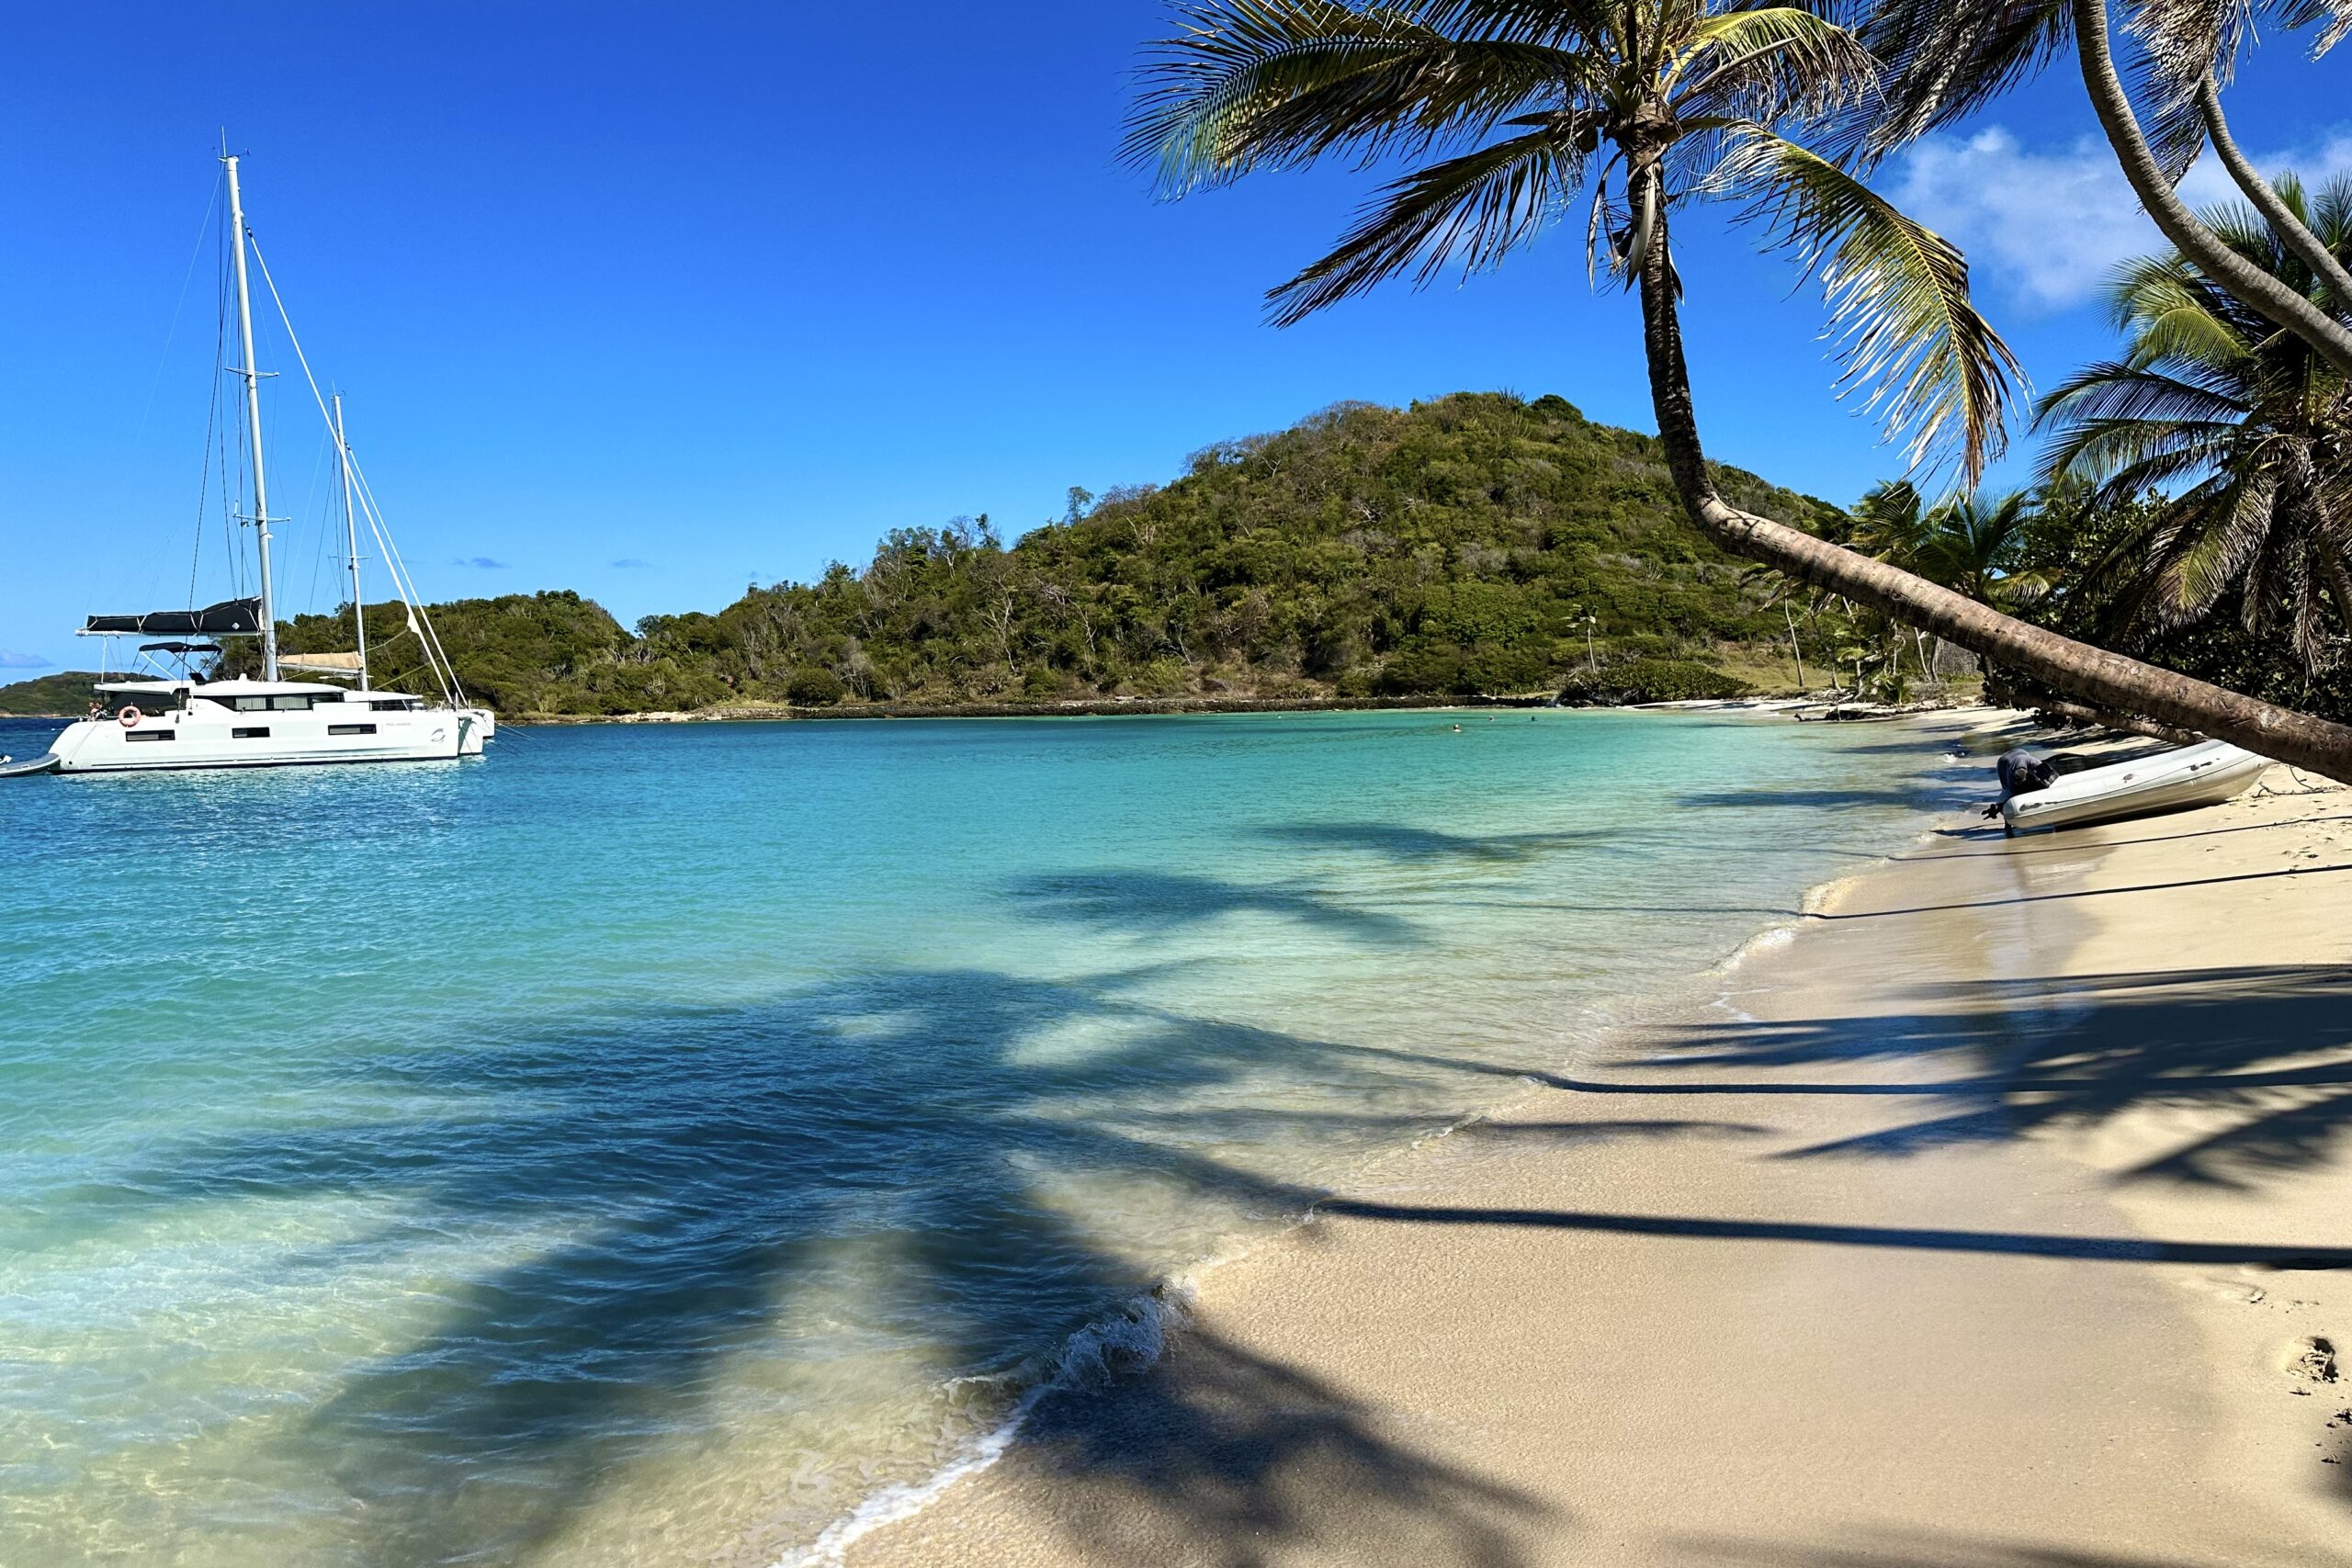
0 711 1973 1566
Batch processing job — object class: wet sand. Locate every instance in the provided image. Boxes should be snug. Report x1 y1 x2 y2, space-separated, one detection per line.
842 720 2352 1568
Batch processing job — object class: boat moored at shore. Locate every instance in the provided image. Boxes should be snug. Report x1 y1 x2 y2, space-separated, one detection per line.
2000 739 2269 835
27 679 489 774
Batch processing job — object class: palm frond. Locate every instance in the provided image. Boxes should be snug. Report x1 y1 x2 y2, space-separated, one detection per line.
1266 126 1580 324
1713 125 2023 480
2129 301 2257 368
1844 0 2072 162
2148 469 2276 623
1667 6 1881 123
2274 0 2352 56
1125 1 1589 190
1403 0 1612 46
2037 360 2250 429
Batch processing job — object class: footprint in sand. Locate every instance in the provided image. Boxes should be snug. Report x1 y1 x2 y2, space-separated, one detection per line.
2289 1336 2339 1384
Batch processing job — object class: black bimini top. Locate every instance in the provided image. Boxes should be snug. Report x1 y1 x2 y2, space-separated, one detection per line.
85 599 263 636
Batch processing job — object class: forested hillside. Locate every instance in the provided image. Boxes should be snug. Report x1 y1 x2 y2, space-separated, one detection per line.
0 671 108 716
255 393 1838 714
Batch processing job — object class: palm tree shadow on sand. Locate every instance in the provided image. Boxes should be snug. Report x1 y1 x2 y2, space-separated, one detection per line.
1612 964 2352 1190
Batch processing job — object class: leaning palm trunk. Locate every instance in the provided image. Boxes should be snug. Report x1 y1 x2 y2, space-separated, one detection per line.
1633 207 2352 776
2196 73 2352 308
2070 0 2352 375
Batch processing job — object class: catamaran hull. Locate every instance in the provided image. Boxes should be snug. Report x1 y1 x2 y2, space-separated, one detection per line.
40 709 490 775
2000 739 2268 835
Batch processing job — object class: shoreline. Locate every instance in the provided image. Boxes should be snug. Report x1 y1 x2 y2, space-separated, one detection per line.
4 694 1951 727
505 694 1934 726
837 719 2352 1568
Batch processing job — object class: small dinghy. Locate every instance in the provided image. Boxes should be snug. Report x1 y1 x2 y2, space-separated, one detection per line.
2000 739 2269 836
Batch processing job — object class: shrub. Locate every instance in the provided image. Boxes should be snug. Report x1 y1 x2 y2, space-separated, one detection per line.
786 667 846 705
1558 657 1751 705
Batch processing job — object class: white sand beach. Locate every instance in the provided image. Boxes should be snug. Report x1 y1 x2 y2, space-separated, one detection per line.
846 717 2352 1567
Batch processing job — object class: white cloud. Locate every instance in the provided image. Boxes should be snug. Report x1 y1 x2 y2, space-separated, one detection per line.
0 649 53 670
1893 123 2352 310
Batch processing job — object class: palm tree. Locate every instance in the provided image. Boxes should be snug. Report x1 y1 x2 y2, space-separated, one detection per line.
1848 481 2052 611
1859 0 2352 376
1848 480 2056 688
1126 0 2352 775
2039 175 2352 671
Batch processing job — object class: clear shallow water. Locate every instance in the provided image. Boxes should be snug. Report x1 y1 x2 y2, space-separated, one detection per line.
0 710 1973 1566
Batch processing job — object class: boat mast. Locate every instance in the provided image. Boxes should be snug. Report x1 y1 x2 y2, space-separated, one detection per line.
333 393 370 690
222 152 279 682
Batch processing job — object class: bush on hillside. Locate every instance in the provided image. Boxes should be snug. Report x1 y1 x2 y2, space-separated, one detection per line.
786 667 846 705
1557 657 1751 705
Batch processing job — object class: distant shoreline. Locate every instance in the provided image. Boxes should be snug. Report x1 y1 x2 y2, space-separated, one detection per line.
2 693 1951 727
504 694 1566 725
503 692 1945 726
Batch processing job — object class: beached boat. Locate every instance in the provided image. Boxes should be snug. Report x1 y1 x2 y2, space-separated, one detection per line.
1999 739 2269 835
4 151 491 778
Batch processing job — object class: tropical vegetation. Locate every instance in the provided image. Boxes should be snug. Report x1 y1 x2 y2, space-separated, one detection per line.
2038 176 2352 674
0 671 112 717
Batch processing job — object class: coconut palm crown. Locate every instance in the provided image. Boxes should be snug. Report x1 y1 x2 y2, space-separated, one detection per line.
1127 0 2022 479
1848 480 2054 610
2039 175 2352 671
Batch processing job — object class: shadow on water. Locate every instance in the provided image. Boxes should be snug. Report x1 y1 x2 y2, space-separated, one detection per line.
1678 784 1952 811
1258 821 1611 863
88 946 1588 1566
1004 868 1419 945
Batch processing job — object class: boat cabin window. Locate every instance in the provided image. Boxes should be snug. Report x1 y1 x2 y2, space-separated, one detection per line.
232 727 270 739
368 698 421 712
117 692 187 715
327 723 377 737
123 730 176 743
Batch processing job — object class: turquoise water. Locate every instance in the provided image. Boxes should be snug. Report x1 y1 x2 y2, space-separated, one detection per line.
0 710 1972 1566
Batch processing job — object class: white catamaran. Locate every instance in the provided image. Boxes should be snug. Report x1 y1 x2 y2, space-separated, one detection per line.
2 152 492 778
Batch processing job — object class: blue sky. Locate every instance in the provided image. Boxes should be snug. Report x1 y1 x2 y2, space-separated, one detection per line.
3 2 2347 671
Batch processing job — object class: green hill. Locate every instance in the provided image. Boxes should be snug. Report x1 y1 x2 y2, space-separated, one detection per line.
0 671 108 716
256 391 1838 714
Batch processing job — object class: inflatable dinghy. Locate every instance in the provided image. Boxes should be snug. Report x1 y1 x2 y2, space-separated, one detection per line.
2000 739 2267 835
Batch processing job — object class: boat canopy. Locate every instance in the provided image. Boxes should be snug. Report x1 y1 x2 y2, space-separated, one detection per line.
280 652 364 673
83 598 264 637
96 677 351 696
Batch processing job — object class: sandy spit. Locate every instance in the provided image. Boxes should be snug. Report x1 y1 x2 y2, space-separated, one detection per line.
845 719 2352 1568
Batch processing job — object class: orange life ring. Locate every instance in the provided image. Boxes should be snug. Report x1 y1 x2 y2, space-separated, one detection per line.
119 705 141 728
